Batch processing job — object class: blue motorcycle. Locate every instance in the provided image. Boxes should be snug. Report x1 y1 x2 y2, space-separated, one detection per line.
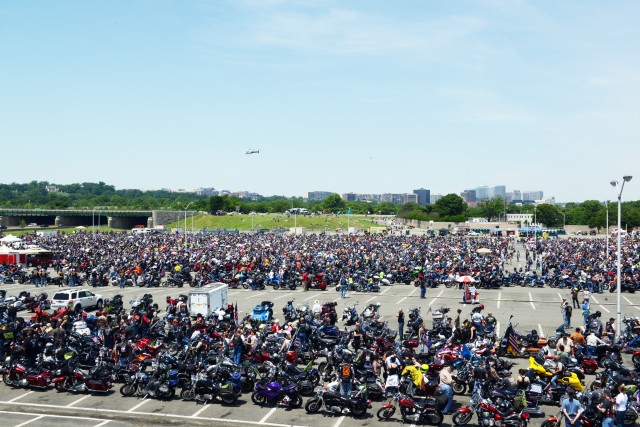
251 301 274 322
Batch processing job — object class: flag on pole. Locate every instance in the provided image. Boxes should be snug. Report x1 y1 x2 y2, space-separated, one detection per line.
234 301 238 324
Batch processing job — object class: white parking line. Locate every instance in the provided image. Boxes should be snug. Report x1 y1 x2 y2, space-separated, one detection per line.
529 292 536 310
396 297 408 305
538 324 544 337
497 292 501 309
127 399 149 412
8 391 33 402
191 404 210 418
624 296 633 304
259 407 277 423
333 416 346 427
304 292 322 301
558 293 564 301
496 322 500 337
429 289 444 306
66 395 91 407
94 421 111 427
365 296 377 303
381 286 392 294
14 415 44 427
409 287 419 296
591 295 599 304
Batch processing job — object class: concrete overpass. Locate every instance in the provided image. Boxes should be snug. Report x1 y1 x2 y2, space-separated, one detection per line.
0 209 196 229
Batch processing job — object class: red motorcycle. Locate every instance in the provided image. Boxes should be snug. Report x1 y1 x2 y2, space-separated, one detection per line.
376 393 444 424
52 363 113 394
454 396 530 427
0 361 54 389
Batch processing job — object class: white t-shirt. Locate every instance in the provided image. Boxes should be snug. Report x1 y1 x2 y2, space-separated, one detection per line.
615 392 628 412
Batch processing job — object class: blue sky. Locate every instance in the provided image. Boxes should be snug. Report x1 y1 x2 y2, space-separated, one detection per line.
1 0 639 202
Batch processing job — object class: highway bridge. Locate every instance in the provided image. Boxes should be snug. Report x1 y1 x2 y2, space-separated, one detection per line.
0 209 196 229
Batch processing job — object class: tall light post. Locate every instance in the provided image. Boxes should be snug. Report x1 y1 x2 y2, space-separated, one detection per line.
560 212 566 229
605 200 610 258
184 202 194 235
611 176 632 338
533 205 537 261
92 209 95 236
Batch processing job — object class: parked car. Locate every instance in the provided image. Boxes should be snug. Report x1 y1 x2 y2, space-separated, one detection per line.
51 288 104 312
589 230 597 235
0 225 7 230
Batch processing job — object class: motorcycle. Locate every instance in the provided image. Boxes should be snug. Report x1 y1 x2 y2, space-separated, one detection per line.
454 394 531 427
342 302 360 326
180 371 239 405
305 383 371 417
0 359 54 389
251 378 303 408
53 361 113 394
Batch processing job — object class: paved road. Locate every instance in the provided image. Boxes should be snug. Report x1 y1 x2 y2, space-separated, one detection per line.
3 276 640 427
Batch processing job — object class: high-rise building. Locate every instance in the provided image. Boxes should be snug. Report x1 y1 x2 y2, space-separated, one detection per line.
305 191 333 201
523 191 543 201
342 192 356 201
404 194 418 204
493 185 506 199
430 194 443 204
413 188 430 205
475 186 490 200
461 190 477 203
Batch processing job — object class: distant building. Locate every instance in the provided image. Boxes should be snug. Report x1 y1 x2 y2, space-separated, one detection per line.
342 192 356 201
413 188 430 205
507 213 534 226
461 190 477 203
404 194 418 204
523 191 543 201
475 186 490 200
45 185 59 193
430 194 443 204
493 185 506 199
195 187 218 197
306 191 333 201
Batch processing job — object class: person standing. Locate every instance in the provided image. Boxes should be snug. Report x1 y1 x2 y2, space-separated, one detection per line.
397 309 405 342
340 274 348 299
439 365 454 414
565 304 573 329
571 287 580 309
615 384 628 427
597 390 615 427
561 388 583 427
384 351 401 398
582 300 590 327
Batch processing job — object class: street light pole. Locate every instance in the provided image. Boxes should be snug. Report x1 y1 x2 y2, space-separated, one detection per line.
560 212 565 229
184 202 194 235
605 200 609 258
611 176 632 338
533 205 537 261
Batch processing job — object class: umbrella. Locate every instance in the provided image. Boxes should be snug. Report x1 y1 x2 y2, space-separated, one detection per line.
455 275 476 283
0 234 21 243
476 248 492 254
75 226 86 229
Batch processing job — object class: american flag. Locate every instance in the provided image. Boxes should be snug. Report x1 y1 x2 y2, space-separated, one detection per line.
234 301 238 324
507 326 521 355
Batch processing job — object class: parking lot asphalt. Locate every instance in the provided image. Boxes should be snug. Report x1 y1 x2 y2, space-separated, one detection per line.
3 276 640 427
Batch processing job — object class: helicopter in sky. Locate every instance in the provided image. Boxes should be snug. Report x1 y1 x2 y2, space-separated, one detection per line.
245 149 260 155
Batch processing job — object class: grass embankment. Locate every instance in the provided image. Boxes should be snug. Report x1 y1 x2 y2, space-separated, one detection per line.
2 226 122 237
168 213 381 232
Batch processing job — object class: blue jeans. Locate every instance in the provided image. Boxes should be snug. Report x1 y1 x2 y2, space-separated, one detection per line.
566 418 581 427
563 313 570 328
616 411 625 427
341 286 347 299
340 380 352 398
233 346 243 365
439 384 453 413
420 286 426 298
602 418 614 427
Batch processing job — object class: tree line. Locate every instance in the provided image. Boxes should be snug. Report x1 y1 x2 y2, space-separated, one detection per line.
0 182 637 229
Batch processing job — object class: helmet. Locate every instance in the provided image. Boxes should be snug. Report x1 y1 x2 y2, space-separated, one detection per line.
479 304 485 310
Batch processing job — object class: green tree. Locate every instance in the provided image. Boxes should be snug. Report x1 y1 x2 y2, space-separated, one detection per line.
322 194 346 212
477 198 505 221
434 194 466 217
535 204 562 227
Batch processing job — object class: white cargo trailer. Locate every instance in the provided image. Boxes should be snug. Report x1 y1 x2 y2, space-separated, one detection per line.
188 283 228 317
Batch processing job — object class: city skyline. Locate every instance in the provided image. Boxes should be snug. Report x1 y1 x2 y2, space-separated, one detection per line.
1 1 639 202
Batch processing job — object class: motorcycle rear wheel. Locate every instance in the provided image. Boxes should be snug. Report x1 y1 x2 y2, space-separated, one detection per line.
220 392 238 405
352 402 367 416
273 284 280 290
251 393 266 405
452 410 473 426
305 397 322 413
290 395 303 409
377 407 396 420
428 411 444 425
